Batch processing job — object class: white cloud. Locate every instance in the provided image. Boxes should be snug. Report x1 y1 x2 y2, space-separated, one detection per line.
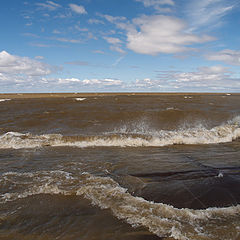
36 1 61 11
98 13 132 32
52 29 61 34
112 56 125 66
82 78 122 86
88 18 104 24
206 49 240 66
185 0 235 31
110 46 125 54
103 37 122 45
135 0 175 12
75 25 88 32
131 65 240 91
174 66 230 83
69 4 87 14
103 37 125 54
35 56 44 60
57 77 122 86
93 50 105 54
0 51 52 76
127 15 215 55
136 0 174 6
98 14 126 23
58 78 81 84
152 65 240 91
54 37 81 43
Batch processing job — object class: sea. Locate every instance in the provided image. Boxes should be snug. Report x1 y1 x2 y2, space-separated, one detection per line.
0 93 239 240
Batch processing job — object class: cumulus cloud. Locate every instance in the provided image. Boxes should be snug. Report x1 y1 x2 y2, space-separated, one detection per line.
0 51 52 76
36 1 61 11
58 78 81 84
83 78 122 86
57 78 122 86
206 49 240 66
69 4 87 14
0 50 56 91
126 15 215 55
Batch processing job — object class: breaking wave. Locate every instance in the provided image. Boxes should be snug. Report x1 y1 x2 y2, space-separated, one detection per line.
0 116 240 149
0 171 239 240
0 99 11 102
75 97 86 101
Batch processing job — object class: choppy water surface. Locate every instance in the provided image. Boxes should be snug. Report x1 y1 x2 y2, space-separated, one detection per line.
0 94 240 240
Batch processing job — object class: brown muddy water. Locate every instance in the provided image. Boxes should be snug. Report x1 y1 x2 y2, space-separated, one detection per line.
0 94 239 240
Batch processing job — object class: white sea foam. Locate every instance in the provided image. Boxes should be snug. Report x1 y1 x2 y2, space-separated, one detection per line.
75 97 86 101
0 99 11 102
0 117 239 149
0 171 239 240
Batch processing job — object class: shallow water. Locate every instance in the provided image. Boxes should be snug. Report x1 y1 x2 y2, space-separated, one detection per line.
0 94 239 240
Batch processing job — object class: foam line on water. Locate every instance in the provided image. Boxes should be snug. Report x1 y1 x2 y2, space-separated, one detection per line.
0 171 239 240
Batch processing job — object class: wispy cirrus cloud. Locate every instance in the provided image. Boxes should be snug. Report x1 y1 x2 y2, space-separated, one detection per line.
103 37 125 54
36 1 61 11
185 0 235 31
54 37 82 43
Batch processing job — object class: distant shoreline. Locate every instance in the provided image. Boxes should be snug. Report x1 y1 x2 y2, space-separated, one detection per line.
0 92 238 99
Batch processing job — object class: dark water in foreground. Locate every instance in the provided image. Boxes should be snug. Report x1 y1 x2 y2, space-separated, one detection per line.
0 94 240 240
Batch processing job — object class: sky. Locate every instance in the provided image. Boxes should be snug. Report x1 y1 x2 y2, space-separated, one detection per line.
0 0 240 93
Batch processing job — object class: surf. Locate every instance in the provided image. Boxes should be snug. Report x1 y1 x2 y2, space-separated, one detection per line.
0 116 239 149
0 170 239 240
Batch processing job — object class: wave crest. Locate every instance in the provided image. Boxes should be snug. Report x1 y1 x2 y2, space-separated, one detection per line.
0 171 239 240
0 117 240 149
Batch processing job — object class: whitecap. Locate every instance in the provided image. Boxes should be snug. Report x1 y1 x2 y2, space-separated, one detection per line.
75 98 86 101
0 99 11 102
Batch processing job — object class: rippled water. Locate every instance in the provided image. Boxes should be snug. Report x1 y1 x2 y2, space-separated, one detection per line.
0 94 239 240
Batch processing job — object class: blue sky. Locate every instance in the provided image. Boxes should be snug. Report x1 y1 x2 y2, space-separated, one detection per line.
0 0 240 92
